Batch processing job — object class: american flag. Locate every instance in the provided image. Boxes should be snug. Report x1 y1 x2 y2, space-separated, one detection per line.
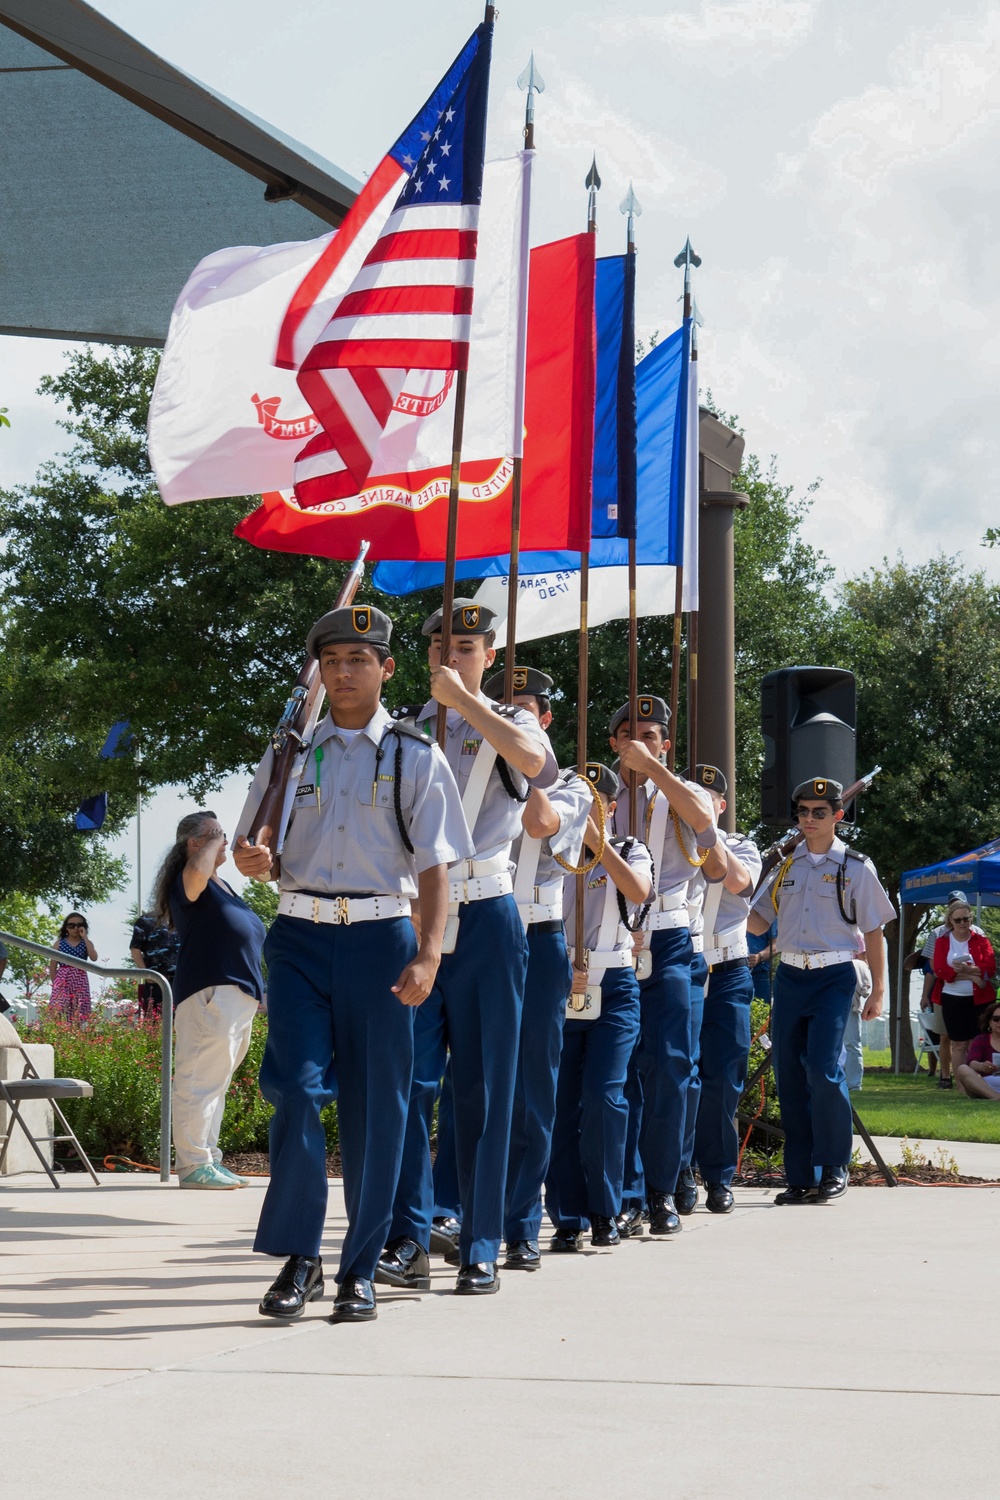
283 22 493 510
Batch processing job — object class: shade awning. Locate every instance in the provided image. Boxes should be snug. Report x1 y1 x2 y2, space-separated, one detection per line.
0 0 359 345
900 837 1000 908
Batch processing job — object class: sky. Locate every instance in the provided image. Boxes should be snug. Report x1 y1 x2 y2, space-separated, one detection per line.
3 0 999 964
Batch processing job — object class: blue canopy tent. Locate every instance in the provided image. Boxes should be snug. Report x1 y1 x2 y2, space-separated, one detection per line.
896 837 1000 1066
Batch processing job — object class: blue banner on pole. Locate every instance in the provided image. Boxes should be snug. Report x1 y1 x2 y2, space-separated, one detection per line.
74 792 108 831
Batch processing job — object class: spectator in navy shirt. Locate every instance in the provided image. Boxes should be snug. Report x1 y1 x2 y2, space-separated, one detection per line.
151 810 265 1189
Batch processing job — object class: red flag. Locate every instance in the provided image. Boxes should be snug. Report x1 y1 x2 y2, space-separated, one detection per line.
235 232 595 560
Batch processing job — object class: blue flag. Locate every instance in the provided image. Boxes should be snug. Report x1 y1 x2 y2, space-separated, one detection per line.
99 720 133 759
75 793 108 832
373 320 684 596
592 254 637 540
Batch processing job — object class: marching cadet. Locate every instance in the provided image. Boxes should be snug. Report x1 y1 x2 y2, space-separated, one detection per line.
610 696 715 1237
681 766 761 1213
378 602 557 1295
748 777 895 1204
545 765 653 1250
233 605 472 1324
482 666 591 1274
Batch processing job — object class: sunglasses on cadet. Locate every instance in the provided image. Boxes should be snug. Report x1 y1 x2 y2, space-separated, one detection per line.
795 808 832 821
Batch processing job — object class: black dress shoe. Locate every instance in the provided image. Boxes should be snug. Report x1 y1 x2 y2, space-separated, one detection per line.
647 1192 681 1236
675 1165 699 1215
549 1228 584 1252
258 1255 324 1320
705 1184 735 1214
455 1261 499 1295
429 1215 462 1263
774 1185 817 1205
330 1276 376 1322
590 1214 620 1247
374 1236 431 1290
614 1204 645 1239
817 1167 849 1202
503 1239 541 1271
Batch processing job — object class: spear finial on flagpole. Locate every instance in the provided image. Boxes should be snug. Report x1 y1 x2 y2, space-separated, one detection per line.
673 236 701 319
586 154 601 234
666 239 701 768
516 51 545 150
619 181 642 251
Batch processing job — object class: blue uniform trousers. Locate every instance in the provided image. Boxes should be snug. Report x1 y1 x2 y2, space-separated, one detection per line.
693 962 753 1186
623 926 695 1199
254 914 416 1282
390 894 527 1265
545 966 641 1230
681 951 709 1171
621 1055 645 1208
432 1059 461 1219
771 961 856 1186
504 925 573 1241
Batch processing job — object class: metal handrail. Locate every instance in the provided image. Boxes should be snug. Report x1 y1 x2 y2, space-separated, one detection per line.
0 929 173 1182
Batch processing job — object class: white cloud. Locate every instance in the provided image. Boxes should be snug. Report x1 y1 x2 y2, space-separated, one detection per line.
595 0 821 64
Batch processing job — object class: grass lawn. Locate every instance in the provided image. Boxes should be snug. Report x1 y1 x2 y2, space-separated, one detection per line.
854 1069 1000 1144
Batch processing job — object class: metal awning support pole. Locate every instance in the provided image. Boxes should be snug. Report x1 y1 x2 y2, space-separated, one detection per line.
895 898 906 1075
0 930 173 1180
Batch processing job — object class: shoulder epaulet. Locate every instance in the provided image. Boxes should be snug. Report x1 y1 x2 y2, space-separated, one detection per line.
390 703 424 723
386 721 434 746
844 847 867 862
491 702 520 719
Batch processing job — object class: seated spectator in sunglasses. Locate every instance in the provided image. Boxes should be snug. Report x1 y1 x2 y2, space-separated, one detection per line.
955 1001 1000 1100
48 913 97 1024
930 901 997 1091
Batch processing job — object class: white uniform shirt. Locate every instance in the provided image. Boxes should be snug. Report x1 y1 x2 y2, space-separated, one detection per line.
511 770 592 889
612 777 712 906
562 838 654 954
751 836 895 954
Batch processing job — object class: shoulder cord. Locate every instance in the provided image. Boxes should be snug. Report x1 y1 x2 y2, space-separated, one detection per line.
615 836 655 932
373 729 415 854
496 754 529 804
836 857 857 926
770 854 794 915
671 807 710 868
554 774 606 875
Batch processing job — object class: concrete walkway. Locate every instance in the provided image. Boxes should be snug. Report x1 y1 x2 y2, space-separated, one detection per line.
2 1162 998 1499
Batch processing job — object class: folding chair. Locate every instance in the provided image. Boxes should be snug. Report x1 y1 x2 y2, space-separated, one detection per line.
0 1013 100 1186
913 1009 941 1076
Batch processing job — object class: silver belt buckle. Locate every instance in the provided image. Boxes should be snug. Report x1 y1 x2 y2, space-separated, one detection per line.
331 896 350 925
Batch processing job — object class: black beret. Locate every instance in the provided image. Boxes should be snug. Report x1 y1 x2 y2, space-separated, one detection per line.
421 599 497 637
570 762 619 799
484 665 553 701
683 764 727 796
792 776 844 804
306 604 392 658
608 695 670 737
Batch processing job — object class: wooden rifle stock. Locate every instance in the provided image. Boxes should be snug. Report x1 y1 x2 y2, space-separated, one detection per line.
249 542 370 848
752 764 883 897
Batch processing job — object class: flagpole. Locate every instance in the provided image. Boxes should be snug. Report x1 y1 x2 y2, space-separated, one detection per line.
668 236 701 772
620 182 641 835
503 54 543 699
134 744 143 916
437 3 496 745
687 308 701 769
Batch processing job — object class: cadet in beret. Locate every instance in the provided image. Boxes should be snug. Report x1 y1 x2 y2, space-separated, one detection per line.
678 767 761 1215
379 601 557 1296
545 764 653 1251
749 777 895 1204
608 697 715 1239
233 605 472 1323
483 666 591 1273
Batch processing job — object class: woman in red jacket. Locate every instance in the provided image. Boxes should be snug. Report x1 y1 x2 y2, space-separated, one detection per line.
931 900 997 1089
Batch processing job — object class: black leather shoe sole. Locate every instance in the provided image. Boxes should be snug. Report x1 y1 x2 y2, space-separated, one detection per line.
503 1254 541 1271
817 1181 848 1202
455 1274 499 1295
675 1193 698 1216
330 1300 377 1323
647 1218 681 1237
774 1188 818 1205
373 1262 431 1291
258 1280 324 1320
705 1191 735 1214
429 1227 462 1261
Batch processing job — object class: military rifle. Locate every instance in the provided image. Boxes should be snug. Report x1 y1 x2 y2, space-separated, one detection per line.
249 541 370 851
752 764 882 897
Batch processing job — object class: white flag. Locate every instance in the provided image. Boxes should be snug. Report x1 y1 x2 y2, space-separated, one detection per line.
474 566 678 644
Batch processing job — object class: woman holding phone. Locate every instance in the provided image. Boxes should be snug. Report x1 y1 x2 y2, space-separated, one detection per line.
151 811 266 1189
931 900 996 1091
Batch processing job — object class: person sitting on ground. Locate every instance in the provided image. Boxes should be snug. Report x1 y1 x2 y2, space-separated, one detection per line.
931 900 996 1093
48 913 97 1024
955 1001 1000 1100
152 810 266 1189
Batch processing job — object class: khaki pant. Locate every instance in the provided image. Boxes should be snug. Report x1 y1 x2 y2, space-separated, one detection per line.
172 984 258 1176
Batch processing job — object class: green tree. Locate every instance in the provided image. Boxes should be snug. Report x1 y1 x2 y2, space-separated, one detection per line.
0 893 60 1002
833 555 1000 1068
